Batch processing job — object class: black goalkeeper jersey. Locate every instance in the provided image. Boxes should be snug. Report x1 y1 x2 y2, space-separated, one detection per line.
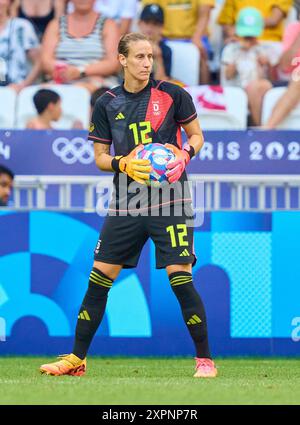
88 79 197 213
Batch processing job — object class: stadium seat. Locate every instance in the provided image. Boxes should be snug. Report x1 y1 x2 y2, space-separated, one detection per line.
186 86 248 130
15 84 91 129
262 87 300 129
0 87 17 129
165 40 200 86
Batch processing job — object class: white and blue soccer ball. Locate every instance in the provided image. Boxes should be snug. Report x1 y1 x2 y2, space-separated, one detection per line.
135 143 175 187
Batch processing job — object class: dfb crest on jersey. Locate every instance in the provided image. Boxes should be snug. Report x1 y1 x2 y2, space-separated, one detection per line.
152 101 160 116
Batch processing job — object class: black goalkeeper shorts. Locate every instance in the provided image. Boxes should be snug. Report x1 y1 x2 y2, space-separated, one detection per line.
94 208 196 269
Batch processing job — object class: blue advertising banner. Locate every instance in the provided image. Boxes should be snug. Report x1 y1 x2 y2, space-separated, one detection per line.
1 129 300 175
0 210 299 356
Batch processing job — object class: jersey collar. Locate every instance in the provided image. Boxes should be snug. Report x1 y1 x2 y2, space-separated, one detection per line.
122 79 153 98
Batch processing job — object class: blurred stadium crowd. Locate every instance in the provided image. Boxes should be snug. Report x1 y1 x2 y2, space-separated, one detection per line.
1 0 300 131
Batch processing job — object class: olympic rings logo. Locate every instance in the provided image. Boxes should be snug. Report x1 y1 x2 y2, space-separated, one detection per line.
52 137 94 164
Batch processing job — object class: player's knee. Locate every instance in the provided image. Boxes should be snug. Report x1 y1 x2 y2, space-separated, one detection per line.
87 267 114 300
166 264 192 275
93 261 122 280
168 271 197 299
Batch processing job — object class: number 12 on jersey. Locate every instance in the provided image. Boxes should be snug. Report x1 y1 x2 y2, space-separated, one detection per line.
129 121 152 145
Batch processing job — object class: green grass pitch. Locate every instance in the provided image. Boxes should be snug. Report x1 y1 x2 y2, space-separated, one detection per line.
0 357 299 405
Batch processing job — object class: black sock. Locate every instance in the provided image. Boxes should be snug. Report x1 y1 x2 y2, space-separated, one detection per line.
169 271 211 359
72 268 113 359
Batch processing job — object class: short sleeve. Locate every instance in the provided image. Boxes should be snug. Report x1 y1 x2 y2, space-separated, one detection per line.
174 87 197 124
88 98 112 145
217 0 235 26
20 19 39 51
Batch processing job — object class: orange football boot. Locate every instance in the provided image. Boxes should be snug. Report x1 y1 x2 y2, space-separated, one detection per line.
194 358 217 378
40 354 86 376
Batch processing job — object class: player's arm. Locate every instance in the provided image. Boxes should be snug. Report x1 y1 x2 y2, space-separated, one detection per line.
165 87 202 183
181 118 204 155
94 143 114 172
89 98 115 172
165 119 203 183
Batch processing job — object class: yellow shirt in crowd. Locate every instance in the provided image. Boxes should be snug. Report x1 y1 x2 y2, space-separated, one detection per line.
142 0 215 39
217 0 292 42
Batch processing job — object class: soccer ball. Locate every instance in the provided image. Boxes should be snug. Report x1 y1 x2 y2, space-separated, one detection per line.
135 143 175 187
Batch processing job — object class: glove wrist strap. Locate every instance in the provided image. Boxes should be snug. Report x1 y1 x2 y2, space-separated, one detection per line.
183 144 195 164
111 156 124 172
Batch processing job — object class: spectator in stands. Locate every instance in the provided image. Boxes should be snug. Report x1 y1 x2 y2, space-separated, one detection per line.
218 0 292 43
264 18 300 128
26 88 62 129
41 0 120 93
0 165 14 207
0 0 41 92
68 1 137 35
95 0 138 36
10 0 65 40
138 4 172 80
97 0 137 35
221 7 279 126
142 0 215 84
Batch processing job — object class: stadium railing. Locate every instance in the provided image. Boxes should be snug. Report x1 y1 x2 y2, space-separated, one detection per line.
12 174 300 211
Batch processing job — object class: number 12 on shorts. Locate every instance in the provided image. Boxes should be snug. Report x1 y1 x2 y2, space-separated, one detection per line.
166 224 188 248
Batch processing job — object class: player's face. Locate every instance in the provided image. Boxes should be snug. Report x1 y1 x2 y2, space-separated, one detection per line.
0 173 13 206
122 40 153 82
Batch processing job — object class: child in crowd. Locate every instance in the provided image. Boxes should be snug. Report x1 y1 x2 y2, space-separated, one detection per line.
26 89 62 129
221 7 280 125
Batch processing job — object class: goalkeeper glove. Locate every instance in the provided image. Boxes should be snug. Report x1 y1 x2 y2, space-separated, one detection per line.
165 143 195 183
111 145 152 185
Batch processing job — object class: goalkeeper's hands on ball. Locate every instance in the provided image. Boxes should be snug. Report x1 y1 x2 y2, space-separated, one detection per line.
165 143 195 184
111 145 152 185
